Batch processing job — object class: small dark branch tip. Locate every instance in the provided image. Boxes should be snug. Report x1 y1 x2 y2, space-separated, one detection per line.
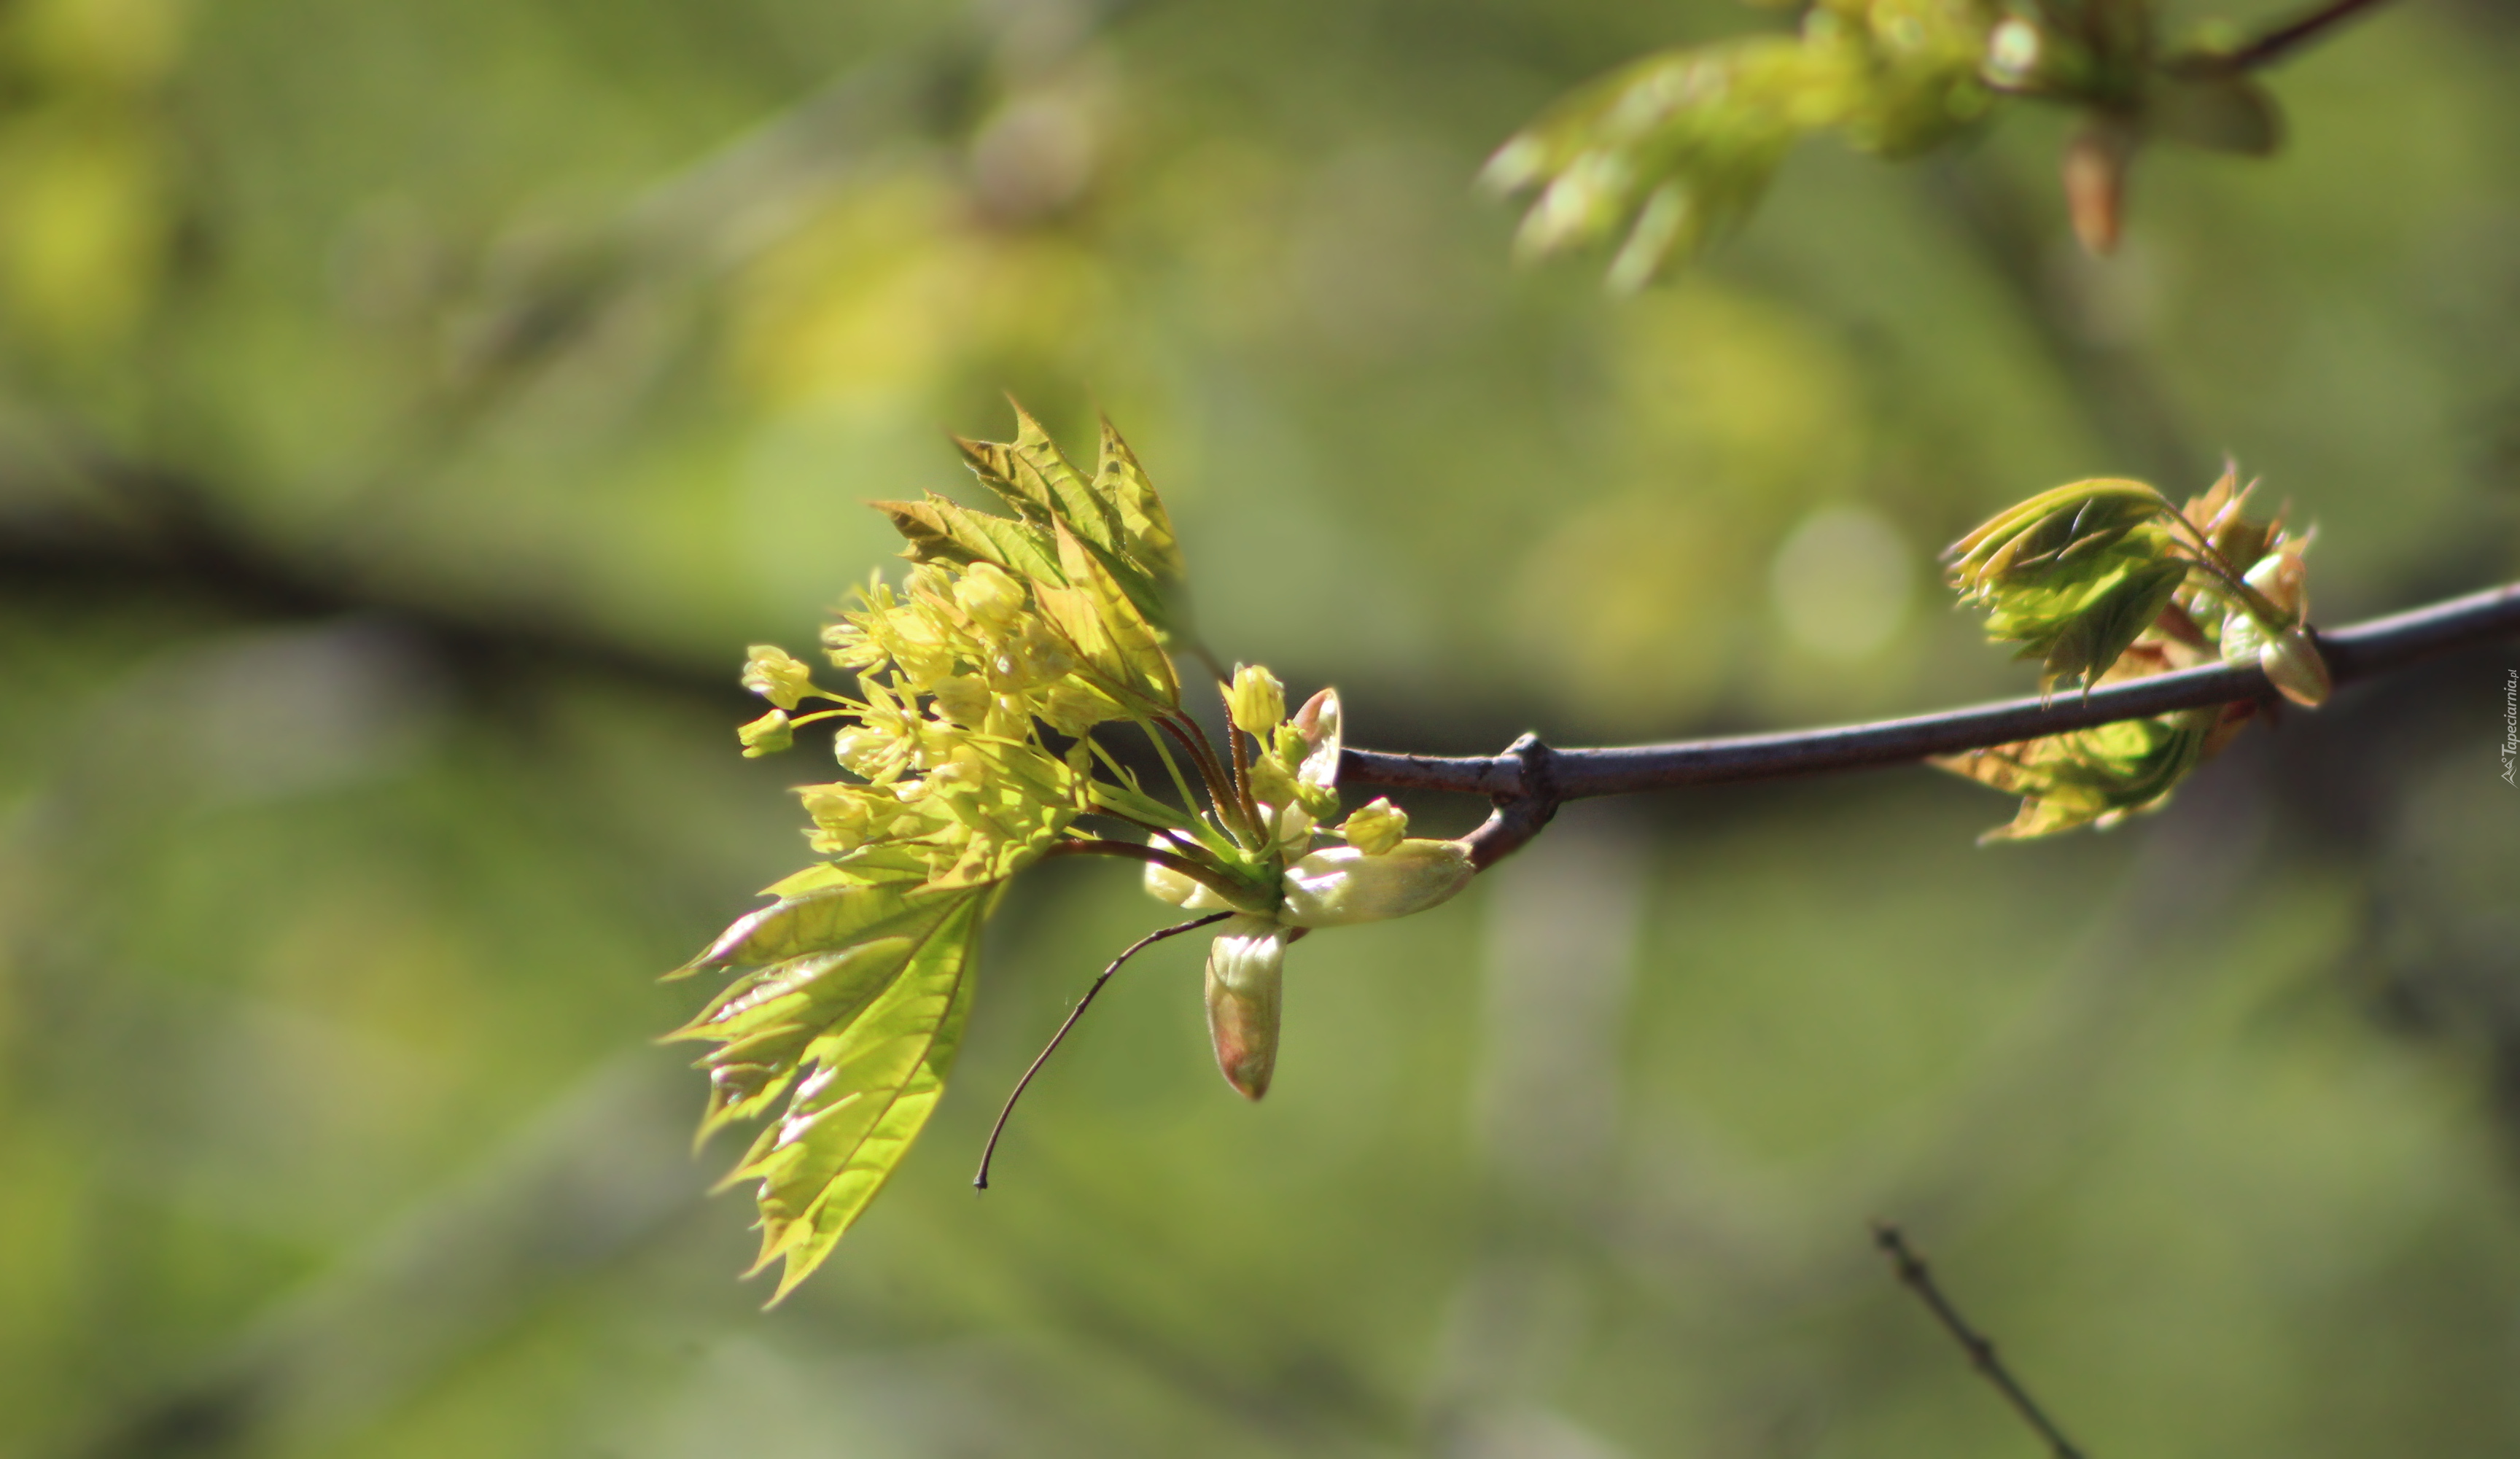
1870 1221 2090 1459
2168 0 2396 77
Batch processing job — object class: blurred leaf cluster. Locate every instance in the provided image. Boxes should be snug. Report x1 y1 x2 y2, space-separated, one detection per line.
1488 0 2301 283
1937 466 2328 837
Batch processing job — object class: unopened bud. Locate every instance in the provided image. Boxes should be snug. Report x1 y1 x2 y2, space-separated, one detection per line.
1204 916 1287 1100
1143 857 1232 911
1227 664 1286 736
737 709 793 758
2243 548 2308 620
1337 798 1408 855
2259 628 2332 707
1292 688 1343 789
1279 840 1473 927
742 645 817 709
952 561 1027 630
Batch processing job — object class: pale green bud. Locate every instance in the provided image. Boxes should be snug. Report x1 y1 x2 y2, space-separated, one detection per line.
2259 627 2332 707
1278 839 1473 928
2243 546 2308 620
742 644 817 709
952 561 1027 631
1143 855 1236 911
1204 915 1287 1100
1227 664 1286 736
737 709 793 758
1337 798 1407 855
2221 550 2328 707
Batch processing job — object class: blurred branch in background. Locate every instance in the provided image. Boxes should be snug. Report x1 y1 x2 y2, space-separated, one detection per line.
0 446 737 708
1870 1221 2087 1459
2171 0 2400 78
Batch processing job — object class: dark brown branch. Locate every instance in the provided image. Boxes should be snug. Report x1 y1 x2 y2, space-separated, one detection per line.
0 463 744 710
13 448 2518 876
1343 582 2520 867
1871 1221 2087 1459
974 911 1233 1191
2167 0 2398 78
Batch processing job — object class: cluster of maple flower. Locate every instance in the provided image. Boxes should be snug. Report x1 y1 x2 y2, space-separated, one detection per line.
670 408 1470 1300
674 402 2330 1299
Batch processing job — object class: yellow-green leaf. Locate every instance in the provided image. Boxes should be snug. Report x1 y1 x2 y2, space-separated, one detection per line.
673 878 995 1302
1035 519 1180 714
872 493 1066 586
1094 416 1186 594
1934 709 2215 841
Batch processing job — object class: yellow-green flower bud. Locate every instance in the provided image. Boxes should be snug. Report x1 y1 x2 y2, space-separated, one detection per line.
1248 752 1302 813
952 561 1027 631
1227 664 1286 736
798 782 898 854
1337 798 1407 855
820 621 886 672
1203 915 1287 1100
1278 840 1473 928
737 709 793 758
742 644 817 709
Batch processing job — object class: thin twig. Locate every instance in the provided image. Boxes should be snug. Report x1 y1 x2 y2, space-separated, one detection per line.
1870 1221 2088 1459
974 911 1233 1191
1342 581 2520 867
2167 0 2398 78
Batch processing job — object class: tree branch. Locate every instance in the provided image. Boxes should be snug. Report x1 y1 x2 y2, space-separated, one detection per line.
1343 582 2520 867
2168 0 2399 78
1870 1221 2088 1459
10 450 2516 877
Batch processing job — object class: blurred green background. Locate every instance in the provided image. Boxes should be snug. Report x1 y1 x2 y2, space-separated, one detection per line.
1 0 2516 1454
